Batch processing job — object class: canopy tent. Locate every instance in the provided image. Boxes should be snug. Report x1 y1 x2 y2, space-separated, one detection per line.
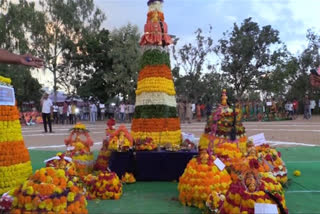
49 91 68 103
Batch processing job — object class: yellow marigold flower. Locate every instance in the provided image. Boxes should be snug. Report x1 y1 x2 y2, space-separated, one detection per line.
26 186 34 195
67 192 75 202
56 169 65 178
294 170 301 176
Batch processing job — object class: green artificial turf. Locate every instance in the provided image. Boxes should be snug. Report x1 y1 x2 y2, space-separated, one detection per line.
28 147 320 214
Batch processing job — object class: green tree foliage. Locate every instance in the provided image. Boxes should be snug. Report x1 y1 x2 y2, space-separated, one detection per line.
172 27 214 101
107 24 141 102
0 0 42 106
33 0 105 94
77 24 141 103
215 18 285 97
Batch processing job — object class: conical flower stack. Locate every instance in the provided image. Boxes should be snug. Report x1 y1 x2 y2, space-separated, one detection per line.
131 0 182 147
0 76 32 194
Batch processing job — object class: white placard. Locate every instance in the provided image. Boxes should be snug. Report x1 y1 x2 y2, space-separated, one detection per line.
0 85 15 106
214 158 225 171
249 133 266 146
254 203 278 214
99 104 105 108
266 102 272 106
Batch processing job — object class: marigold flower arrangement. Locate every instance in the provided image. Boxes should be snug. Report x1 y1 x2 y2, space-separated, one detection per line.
178 149 231 209
255 144 288 184
121 172 136 184
131 0 182 148
0 76 32 194
95 119 117 171
135 137 158 151
10 167 88 214
108 125 133 152
44 153 77 178
83 171 122 200
219 170 288 214
64 123 94 177
205 191 225 214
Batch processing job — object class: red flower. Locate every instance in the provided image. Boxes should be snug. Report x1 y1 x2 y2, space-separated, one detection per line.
249 159 260 169
265 154 272 161
277 151 281 157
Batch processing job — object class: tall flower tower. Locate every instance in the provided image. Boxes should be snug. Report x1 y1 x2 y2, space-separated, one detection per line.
0 76 32 194
131 0 182 147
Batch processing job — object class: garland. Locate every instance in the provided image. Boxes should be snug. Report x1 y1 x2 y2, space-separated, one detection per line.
134 105 177 119
140 49 170 69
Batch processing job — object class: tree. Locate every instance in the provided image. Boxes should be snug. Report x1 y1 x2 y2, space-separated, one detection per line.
172 27 215 100
286 30 320 101
107 24 141 102
0 0 42 106
32 0 105 96
76 29 113 101
215 18 285 97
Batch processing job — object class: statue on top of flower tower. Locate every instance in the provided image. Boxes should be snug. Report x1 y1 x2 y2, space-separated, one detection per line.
140 0 173 46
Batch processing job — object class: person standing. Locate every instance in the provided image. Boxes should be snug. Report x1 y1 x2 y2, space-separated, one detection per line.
186 101 193 124
287 101 294 119
90 102 97 124
304 95 310 119
128 103 135 122
52 102 59 124
120 102 125 122
310 99 316 115
196 103 201 122
62 102 68 124
70 102 77 124
206 103 212 120
58 104 63 124
40 93 53 133
293 99 299 117
178 101 186 123
100 104 106 121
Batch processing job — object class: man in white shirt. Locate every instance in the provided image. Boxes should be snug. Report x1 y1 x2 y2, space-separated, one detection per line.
40 93 53 133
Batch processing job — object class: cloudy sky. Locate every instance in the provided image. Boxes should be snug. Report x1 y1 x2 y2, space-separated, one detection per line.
94 0 320 55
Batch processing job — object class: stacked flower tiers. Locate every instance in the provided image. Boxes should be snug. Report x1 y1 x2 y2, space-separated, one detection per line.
131 0 182 147
94 119 116 171
0 76 32 194
10 167 88 214
179 90 289 214
64 123 94 177
178 149 232 209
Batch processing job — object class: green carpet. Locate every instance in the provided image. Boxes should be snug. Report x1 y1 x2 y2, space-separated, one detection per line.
28 147 320 214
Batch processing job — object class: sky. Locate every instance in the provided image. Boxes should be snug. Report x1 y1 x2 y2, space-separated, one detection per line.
94 0 320 55
29 0 320 89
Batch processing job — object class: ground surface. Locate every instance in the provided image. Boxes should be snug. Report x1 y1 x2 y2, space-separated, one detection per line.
24 115 320 213
29 147 320 214
23 115 320 150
